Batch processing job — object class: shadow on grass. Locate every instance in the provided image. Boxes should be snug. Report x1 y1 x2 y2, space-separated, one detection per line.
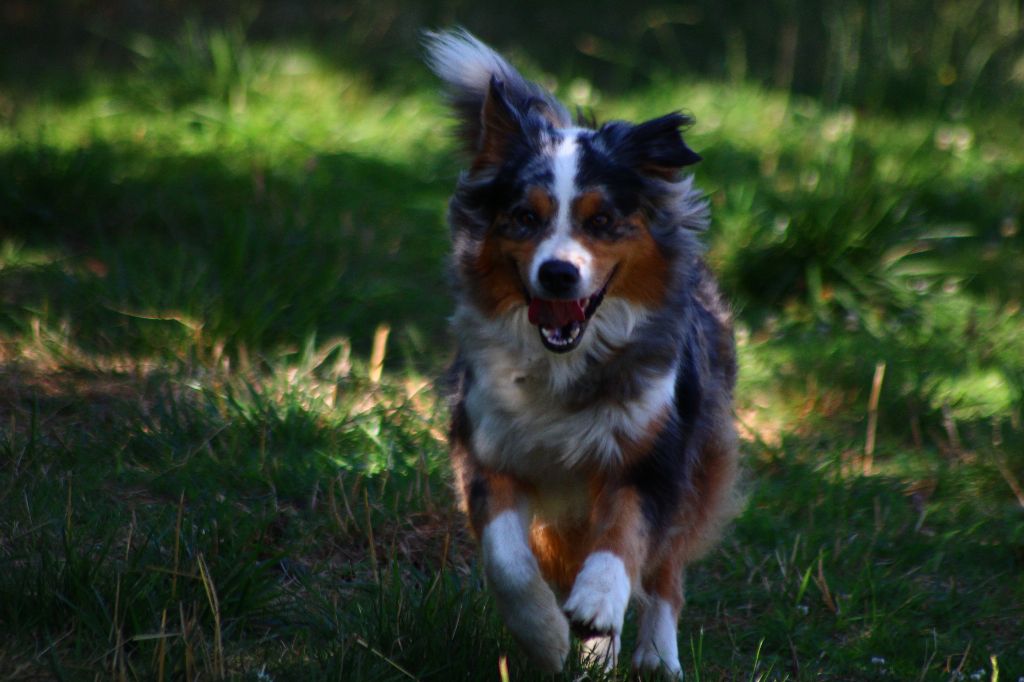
0 139 454 367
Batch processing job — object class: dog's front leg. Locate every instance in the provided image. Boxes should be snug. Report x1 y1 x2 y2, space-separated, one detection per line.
469 470 570 672
563 485 645 670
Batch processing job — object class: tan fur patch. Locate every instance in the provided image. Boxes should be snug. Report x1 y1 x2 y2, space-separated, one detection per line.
573 206 670 308
487 473 526 513
526 187 555 221
470 186 556 317
472 235 535 317
529 521 589 595
643 560 686 613
587 483 648 581
572 190 605 223
466 470 531 537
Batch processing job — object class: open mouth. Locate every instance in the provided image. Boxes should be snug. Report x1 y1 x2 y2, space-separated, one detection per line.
526 277 611 353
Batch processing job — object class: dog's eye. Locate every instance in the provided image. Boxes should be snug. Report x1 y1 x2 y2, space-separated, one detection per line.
516 209 539 228
585 212 615 236
502 209 541 240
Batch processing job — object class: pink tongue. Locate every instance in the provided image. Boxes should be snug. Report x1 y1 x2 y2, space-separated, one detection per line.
528 298 587 327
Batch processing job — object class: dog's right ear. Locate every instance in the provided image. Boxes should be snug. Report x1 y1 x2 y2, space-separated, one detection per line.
424 29 571 170
473 76 526 171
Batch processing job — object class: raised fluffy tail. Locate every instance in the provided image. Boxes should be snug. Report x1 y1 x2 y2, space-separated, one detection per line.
423 29 572 154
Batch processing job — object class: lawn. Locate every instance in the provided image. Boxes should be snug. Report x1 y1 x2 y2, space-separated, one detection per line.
1 3 1022 680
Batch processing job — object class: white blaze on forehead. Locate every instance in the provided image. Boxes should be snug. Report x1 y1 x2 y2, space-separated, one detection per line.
530 129 594 294
552 130 581 229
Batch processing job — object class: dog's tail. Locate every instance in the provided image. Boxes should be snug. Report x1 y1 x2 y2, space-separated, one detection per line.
423 28 572 154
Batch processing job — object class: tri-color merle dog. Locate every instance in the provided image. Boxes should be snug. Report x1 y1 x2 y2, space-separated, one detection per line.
425 30 741 676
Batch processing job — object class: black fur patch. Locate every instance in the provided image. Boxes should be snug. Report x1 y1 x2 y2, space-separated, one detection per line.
575 132 650 216
624 308 705 529
594 113 702 172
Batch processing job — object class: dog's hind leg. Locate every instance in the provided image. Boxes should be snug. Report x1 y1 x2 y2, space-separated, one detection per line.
632 426 740 678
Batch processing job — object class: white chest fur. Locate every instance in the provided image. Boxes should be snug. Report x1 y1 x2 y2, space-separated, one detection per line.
458 299 677 478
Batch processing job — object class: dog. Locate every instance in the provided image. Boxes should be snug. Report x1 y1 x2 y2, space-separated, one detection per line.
425 29 741 676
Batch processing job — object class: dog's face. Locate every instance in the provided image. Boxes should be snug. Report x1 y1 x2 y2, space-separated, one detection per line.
451 77 702 353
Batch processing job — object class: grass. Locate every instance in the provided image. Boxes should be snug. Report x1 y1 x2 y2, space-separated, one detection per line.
2 9 1023 681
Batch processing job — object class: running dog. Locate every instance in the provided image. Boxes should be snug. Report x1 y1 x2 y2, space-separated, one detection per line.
426 29 741 676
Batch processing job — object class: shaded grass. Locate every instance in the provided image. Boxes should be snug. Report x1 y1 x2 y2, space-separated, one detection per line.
1 18 1023 682
2 353 1021 679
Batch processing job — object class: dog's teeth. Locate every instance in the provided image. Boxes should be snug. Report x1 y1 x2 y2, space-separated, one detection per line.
540 321 584 349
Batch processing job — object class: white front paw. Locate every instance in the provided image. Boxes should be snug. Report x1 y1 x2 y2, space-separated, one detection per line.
563 552 631 637
483 511 569 672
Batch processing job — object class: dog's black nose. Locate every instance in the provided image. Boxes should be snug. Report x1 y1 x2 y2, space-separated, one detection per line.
538 260 581 297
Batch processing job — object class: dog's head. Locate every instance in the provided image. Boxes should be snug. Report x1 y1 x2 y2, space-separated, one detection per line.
427 30 707 353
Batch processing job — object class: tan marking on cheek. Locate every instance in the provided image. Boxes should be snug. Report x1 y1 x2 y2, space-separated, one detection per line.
582 213 669 306
472 233 536 316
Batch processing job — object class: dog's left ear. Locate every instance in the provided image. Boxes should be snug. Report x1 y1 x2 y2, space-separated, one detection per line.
596 112 701 180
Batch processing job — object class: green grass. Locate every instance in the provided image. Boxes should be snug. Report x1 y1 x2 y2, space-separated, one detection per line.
2 10 1023 681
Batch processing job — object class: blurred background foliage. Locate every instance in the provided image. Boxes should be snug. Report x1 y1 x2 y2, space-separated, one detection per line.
1 0 1023 456
4 0 1024 112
